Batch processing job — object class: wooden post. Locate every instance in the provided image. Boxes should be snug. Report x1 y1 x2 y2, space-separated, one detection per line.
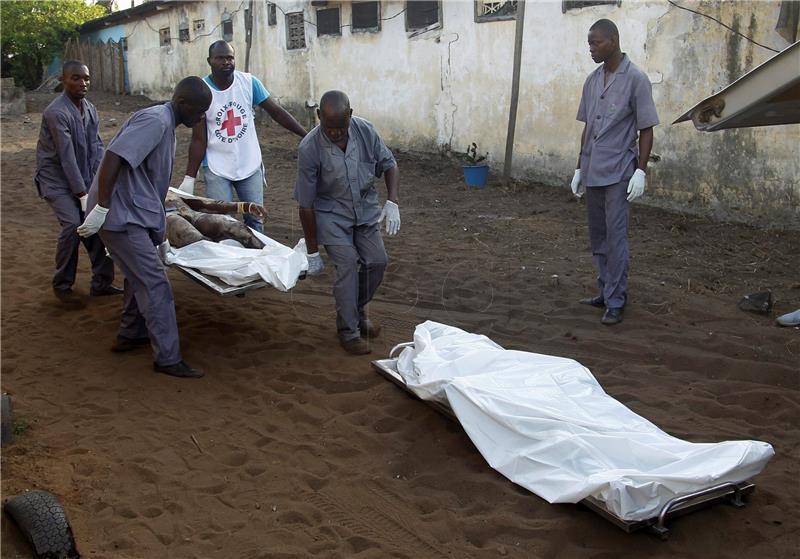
117 40 125 94
503 0 526 184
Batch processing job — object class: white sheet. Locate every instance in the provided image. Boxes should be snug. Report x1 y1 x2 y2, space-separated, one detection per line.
164 189 308 291
396 321 774 521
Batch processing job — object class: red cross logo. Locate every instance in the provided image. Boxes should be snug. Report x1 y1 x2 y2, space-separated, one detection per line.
220 109 242 136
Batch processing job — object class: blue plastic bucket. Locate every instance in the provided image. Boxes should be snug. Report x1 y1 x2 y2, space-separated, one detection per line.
463 164 489 188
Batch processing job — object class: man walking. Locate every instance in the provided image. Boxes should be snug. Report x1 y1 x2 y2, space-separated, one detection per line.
35 60 119 304
571 19 659 325
78 77 212 378
294 91 400 355
177 40 307 232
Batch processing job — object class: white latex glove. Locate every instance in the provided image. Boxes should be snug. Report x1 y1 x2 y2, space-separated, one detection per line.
79 194 88 213
178 175 196 195
307 252 325 276
157 240 175 265
570 169 584 198
379 200 401 236
627 168 646 202
77 205 109 237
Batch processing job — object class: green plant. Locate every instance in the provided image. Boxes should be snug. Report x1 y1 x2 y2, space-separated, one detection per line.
13 419 29 436
464 143 487 166
0 0 107 89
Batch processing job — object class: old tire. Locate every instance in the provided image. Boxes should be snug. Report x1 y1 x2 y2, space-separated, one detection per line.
1 393 13 446
3 490 79 559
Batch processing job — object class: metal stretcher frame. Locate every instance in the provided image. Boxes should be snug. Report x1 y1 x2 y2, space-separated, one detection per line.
372 342 755 540
172 263 270 297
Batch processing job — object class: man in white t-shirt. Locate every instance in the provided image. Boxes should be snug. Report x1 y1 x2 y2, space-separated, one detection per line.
177 40 307 232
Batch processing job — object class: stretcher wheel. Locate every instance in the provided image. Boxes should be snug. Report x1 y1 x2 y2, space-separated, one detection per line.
3 490 80 558
1 393 13 446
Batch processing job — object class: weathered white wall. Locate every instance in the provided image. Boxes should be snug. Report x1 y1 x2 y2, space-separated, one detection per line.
116 0 799 223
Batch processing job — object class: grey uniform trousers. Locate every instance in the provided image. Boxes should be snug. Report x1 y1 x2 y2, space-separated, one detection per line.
585 179 630 309
324 223 388 341
100 226 182 366
46 193 114 291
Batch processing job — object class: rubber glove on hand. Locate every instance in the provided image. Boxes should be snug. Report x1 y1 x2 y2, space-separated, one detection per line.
79 194 88 213
379 200 401 236
570 169 584 198
307 252 325 276
157 240 175 265
178 175 196 195
627 168 646 202
77 205 109 237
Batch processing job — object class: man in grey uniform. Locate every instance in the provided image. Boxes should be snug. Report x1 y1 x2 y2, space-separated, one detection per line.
77 77 212 378
35 60 119 305
294 91 400 355
571 19 658 325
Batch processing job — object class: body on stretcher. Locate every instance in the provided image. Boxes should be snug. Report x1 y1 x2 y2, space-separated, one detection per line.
372 321 774 538
164 188 308 296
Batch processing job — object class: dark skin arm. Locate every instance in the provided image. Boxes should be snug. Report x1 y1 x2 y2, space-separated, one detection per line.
259 97 307 138
96 152 124 208
576 124 586 169
384 165 400 204
637 127 654 172
184 119 207 178
299 208 319 254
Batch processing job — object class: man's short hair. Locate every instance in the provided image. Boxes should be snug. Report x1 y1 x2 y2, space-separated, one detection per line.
319 90 350 114
62 60 87 75
173 76 212 106
590 19 619 41
208 40 232 57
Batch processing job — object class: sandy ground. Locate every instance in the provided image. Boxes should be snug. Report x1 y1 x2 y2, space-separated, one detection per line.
1 91 798 558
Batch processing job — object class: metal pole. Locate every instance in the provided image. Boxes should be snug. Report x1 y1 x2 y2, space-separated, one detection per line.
244 0 255 72
503 0 526 183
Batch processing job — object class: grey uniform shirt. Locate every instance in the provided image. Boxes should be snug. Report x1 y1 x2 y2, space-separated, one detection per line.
87 104 176 241
577 54 659 187
294 117 396 246
35 93 104 197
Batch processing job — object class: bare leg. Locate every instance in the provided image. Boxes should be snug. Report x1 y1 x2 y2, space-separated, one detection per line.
193 214 265 249
167 214 207 248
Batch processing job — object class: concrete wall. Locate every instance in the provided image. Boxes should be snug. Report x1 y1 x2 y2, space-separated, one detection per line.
113 0 799 224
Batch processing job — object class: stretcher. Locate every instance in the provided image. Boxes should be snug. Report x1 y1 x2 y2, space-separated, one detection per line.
164 188 308 296
371 323 772 539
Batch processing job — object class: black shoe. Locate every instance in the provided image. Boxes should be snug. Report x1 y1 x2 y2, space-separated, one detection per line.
358 319 381 339
153 360 204 378
601 307 624 325
111 336 150 353
340 338 371 355
579 295 605 308
90 284 124 296
53 288 86 308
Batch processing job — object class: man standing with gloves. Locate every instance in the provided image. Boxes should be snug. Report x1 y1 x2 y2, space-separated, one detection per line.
77 77 212 378
294 91 400 355
35 60 119 305
571 19 658 325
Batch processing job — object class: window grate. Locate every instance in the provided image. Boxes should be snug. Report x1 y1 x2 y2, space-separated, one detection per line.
475 1 517 22
286 12 306 50
159 27 171 46
562 0 620 13
179 27 190 42
268 3 277 26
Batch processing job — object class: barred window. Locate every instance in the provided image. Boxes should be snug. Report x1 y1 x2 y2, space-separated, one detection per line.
179 25 190 42
352 1 380 32
222 15 233 41
159 27 171 47
286 12 306 50
268 3 277 26
475 1 517 22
